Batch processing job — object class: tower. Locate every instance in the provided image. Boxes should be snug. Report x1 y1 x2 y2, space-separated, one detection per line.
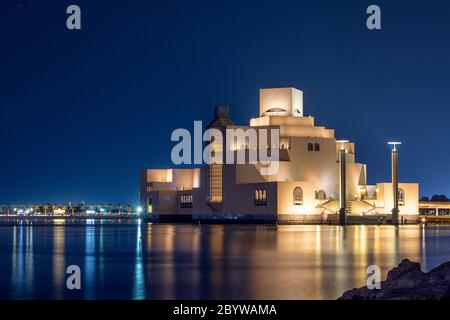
259 87 304 117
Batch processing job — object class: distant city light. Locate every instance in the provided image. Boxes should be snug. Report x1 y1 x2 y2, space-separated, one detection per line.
136 206 143 214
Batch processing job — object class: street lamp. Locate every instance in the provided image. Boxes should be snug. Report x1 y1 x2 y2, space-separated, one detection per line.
337 140 349 226
388 141 402 151
136 206 143 214
388 141 402 225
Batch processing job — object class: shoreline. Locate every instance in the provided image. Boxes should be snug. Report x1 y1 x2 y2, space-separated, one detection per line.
0 215 137 220
0 214 449 225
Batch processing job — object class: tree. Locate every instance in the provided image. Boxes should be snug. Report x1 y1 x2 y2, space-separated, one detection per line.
420 196 430 202
431 194 450 202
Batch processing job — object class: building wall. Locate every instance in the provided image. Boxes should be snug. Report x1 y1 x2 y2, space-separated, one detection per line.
193 165 277 216
276 181 316 215
375 183 419 215
250 115 334 138
346 162 367 200
259 87 303 117
141 168 200 194
145 190 178 214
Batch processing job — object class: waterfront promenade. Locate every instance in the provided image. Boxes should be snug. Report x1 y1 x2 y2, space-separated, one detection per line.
0 204 139 219
0 201 449 224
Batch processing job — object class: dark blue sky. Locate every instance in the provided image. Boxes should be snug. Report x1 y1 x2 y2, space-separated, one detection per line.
1 0 449 204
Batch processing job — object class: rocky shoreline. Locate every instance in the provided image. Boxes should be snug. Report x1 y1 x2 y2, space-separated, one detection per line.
339 259 450 300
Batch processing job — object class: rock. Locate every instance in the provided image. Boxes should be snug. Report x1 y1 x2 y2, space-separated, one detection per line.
386 259 422 281
428 261 450 282
441 285 450 300
339 259 450 300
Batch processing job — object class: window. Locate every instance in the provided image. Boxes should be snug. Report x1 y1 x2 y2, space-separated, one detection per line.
293 187 303 205
398 189 405 206
180 194 193 208
308 142 320 151
147 197 153 214
206 164 222 203
316 190 326 200
280 138 290 150
263 107 287 116
254 188 267 206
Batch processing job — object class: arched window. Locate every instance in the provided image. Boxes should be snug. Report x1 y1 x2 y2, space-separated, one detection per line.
316 190 326 200
398 188 405 206
314 143 320 151
293 187 303 205
254 188 267 206
263 107 287 116
180 194 193 208
308 143 313 151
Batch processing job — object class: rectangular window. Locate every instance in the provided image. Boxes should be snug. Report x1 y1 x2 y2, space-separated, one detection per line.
180 194 193 208
147 197 153 214
206 164 222 203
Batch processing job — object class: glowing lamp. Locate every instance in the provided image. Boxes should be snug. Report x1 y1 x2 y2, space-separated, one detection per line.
336 139 349 150
388 141 402 151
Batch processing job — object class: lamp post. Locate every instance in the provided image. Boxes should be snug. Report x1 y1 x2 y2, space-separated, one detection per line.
388 141 402 225
337 140 349 226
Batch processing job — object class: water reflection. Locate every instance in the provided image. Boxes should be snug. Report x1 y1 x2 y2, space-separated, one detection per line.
53 226 65 299
10 224 34 299
84 224 95 299
1 222 450 299
133 221 145 300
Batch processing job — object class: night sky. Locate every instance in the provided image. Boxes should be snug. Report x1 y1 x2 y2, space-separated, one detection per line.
1 0 449 204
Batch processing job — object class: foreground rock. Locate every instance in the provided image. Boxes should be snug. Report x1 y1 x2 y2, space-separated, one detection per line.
339 259 450 300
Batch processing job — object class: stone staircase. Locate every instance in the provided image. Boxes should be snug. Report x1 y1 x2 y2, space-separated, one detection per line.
345 201 352 214
316 199 336 214
361 200 377 215
315 198 332 208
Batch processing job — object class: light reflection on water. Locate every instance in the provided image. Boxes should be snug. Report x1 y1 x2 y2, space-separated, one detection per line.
1 221 450 300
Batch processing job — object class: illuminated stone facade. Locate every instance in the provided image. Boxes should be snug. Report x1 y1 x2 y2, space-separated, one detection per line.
140 87 419 223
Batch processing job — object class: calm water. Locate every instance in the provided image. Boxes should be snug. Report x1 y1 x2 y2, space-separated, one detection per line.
1 220 450 300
